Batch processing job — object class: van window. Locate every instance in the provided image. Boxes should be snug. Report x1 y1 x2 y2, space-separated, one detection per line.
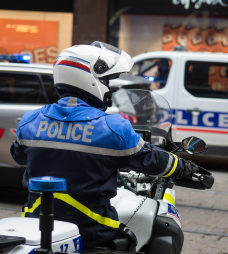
41 74 59 104
0 72 45 104
185 61 228 99
130 58 172 90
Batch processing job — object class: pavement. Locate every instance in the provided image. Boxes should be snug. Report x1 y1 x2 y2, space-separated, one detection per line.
0 170 227 253
0 187 26 219
175 170 228 254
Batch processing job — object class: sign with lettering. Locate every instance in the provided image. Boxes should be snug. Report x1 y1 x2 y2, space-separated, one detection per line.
0 18 58 64
172 0 228 10
114 0 228 19
163 24 228 53
174 109 228 132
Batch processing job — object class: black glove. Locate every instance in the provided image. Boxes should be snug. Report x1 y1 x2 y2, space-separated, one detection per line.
181 159 199 179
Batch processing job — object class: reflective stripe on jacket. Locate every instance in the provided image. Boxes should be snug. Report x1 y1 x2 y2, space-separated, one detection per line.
21 193 119 228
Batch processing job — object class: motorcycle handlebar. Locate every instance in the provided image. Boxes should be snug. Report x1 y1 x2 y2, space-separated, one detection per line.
117 171 139 195
118 168 214 190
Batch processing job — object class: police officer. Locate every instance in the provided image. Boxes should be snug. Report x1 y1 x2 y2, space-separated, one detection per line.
10 41 198 250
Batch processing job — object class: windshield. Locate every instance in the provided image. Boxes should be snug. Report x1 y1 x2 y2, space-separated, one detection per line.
109 89 172 143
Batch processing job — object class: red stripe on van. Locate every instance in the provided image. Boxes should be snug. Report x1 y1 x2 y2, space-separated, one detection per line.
176 127 228 134
0 129 4 139
10 129 17 136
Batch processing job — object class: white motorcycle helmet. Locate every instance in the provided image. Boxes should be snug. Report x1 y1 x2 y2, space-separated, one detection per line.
53 41 133 110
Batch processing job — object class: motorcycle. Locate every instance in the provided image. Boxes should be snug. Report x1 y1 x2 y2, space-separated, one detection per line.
0 89 214 254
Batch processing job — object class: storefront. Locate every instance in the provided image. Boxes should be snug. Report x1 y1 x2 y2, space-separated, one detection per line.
108 0 228 56
0 1 73 64
0 0 109 64
1 0 228 61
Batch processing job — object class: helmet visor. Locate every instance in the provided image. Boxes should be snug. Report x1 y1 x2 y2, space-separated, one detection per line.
91 41 121 75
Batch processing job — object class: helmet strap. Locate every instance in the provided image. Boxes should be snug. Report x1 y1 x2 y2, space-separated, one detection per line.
103 90 112 108
99 76 109 87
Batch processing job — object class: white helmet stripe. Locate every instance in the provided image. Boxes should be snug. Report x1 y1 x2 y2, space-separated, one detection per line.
56 55 90 64
54 56 90 73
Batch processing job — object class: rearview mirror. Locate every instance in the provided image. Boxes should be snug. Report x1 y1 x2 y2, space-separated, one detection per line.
182 136 208 154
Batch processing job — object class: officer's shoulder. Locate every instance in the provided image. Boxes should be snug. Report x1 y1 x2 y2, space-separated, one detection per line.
105 114 131 139
18 108 42 129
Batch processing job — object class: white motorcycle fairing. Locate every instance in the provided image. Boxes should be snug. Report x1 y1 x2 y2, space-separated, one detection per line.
157 200 182 228
111 188 158 251
0 217 82 254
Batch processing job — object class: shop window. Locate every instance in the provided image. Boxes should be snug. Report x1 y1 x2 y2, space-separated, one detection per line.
41 74 59 104
184 61 228 99
0 72 46 104
130 58 172 90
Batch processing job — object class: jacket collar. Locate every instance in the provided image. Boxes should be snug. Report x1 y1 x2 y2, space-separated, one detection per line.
41 97 106 121
58 97 90 108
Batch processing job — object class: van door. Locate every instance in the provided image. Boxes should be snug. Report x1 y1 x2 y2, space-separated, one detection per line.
0 71 46 167
175 57 228 156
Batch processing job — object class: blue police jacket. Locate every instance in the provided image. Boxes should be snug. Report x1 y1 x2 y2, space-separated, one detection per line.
11 96 183 199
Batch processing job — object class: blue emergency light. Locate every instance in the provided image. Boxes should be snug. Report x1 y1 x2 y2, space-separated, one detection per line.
28 176 67 192
0 54 31 63
144 76 155 81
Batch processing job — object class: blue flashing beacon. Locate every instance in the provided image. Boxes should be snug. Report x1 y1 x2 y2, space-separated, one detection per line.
28 176 67 192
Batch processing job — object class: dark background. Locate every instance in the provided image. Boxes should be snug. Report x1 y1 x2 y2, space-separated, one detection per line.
1 0 228 16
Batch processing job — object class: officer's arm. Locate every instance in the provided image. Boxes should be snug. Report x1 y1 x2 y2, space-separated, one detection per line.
119 123 183 179
10 139 27 166
10 108 41 166
122 142 183 178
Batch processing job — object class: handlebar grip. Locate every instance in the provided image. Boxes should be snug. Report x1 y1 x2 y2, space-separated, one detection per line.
192 173 214 189
201 175 214 189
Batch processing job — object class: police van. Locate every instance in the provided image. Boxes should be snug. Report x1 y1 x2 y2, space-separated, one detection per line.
131 51 228 158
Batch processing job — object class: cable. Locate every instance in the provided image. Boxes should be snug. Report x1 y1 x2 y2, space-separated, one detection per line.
126 196 148 225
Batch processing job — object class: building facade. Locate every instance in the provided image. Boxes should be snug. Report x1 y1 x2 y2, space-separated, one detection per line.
1 0 228 61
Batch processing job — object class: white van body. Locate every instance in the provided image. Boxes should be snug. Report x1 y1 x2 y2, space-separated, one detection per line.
132 51 228 157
